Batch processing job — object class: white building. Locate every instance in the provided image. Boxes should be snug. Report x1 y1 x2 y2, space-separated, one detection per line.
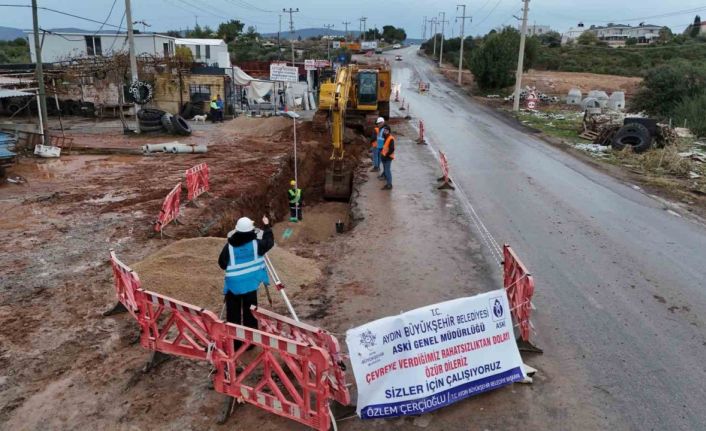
561 23 587 45
175 38 231 68
26 31 176 63
561 22 666 47
522 24 553 36
591 23 664 47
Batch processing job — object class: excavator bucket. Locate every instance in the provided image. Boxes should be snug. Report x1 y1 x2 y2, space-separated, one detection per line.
324 165 352 200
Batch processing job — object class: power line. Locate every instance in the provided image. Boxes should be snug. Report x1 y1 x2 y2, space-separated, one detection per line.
93 0 118 37
467 0 503 31
0 3 124 29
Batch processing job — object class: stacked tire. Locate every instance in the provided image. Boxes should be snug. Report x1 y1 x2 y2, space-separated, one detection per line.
137 109 191 136
611 123 652 154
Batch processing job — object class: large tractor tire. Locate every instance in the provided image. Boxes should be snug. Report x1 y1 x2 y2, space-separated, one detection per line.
612 123 652 153
171 115 192 136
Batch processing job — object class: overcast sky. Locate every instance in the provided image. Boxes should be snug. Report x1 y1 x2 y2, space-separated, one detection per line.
2 0 704 38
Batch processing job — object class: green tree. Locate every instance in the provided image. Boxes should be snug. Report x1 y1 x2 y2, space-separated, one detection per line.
690 15 702 38
218 19 244 43
537 31 561 47
577 31 599 45
364 27 381 40
187 24 215 38
631 59 706 117
625 37 638 46
673 92 706 136
469 27 538 90
381 25 406 43
658 27 674 44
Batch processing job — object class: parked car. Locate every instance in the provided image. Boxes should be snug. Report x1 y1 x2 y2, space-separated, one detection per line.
392 43 401 49
375 48 383 54
395 55 403 61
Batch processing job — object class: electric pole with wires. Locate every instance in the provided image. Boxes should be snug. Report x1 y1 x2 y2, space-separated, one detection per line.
30 0 48 143
438 11 449 67
456 4 472 85
342 21 350 41
283 7 299 65
431 17 438 57
323 24 334 61
359 17 367 40
513 0 530 112
125 0 140 133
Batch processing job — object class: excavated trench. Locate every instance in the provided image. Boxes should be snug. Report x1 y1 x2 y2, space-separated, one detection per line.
201 122 369 238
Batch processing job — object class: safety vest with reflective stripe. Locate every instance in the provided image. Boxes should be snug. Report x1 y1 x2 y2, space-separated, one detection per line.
223 240 269 295
381 134 395 160
288 188 302 204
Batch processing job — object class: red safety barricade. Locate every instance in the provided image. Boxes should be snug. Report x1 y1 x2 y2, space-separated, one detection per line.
108 251 348 430
209 316 336 431
154 182 181 232
417 120 425 144
185 163 209 201
137 289 219 361
251 306 351 406
109 251 142 318
437 150 454 190
503 244 535 344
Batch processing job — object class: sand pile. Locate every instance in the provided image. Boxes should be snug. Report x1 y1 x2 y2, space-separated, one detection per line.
132 237 322 313
224 116 292 138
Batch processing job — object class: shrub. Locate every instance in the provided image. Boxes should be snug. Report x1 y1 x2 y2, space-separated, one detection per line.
672 92 706 137
631 59 706 117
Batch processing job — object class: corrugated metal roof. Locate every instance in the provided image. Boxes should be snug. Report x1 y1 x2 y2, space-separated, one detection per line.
176 38 226 46
0 89 33 99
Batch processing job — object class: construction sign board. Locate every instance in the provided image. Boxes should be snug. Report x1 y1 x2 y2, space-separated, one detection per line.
346 290 525 419
269 63 299 82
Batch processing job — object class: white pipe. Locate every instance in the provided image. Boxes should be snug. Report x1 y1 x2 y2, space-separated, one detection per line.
142 143 207 154
35 90 45 145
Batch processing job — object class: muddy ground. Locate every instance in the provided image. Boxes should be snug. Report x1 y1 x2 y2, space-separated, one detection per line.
0 114 370 429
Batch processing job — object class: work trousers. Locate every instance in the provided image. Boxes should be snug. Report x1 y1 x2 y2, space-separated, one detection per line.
210 107 218 123
371 148 381 169
382 159 392 186
225 290 258 329
289 203 302 220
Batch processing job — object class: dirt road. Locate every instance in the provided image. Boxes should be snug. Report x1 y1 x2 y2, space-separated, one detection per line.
389 46 706 429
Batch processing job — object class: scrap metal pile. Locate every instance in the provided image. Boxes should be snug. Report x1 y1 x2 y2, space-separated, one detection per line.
581 114 678 154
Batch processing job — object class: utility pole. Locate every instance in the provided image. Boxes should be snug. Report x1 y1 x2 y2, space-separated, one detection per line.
342 21 350 41
283 8 299 65
438 12 448 67
324 24 334 61
456 4 472 86
31 0 48 143
359 17 367 41
125 0 140 133
431 18 437 57
513 0 530 112
277 14 282 59
422 16 427 40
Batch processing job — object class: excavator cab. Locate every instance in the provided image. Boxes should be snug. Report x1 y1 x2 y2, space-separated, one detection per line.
356 71 378 107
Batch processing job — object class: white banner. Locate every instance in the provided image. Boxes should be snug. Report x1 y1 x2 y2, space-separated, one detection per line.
304 59 316 71
332 41 341 49
346 290 525 419
269 63 299 82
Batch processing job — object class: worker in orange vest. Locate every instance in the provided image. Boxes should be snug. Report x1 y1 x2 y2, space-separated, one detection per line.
380 127 395 190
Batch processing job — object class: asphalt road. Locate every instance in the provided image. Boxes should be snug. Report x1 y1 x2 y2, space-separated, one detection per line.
387 46 706 430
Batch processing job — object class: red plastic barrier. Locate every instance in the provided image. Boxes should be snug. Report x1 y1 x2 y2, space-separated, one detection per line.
503 244 535 342
109 251 142 318
137 289 218 361
185 163 209 201
251 306 351 406
108 251 348 430
154 182 181 232
210 319 335 431
418 120 425 143
437 151 454 189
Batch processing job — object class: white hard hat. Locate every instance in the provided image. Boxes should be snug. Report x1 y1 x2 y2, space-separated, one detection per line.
375 117 385 124
235 217 255 233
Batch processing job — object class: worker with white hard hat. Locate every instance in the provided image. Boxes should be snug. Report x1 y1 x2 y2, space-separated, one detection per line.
370 117 386 173
218 215 274 336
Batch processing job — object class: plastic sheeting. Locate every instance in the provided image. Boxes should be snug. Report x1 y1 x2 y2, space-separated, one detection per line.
231 66 274 99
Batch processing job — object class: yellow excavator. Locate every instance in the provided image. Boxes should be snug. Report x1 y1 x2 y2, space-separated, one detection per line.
315 63 391 199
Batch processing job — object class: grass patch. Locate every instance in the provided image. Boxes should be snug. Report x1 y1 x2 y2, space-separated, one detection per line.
512 107 587 141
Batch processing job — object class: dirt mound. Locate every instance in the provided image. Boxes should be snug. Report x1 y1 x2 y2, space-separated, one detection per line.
223 116 293 137
132 237 322 313
273 202 350 244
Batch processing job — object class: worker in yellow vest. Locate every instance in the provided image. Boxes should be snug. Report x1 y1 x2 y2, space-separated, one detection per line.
287 180 303 222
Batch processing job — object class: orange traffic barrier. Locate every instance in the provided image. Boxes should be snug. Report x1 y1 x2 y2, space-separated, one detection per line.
437 150 454 190
154 182 181 233
185 163 209 201
503 244 542 353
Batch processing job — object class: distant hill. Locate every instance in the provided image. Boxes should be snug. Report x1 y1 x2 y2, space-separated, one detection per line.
0 26 25 41
262 28 362 40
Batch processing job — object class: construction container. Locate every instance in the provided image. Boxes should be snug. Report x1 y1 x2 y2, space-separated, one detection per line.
567 88 582 105
608 92 626 111
588 90 609 108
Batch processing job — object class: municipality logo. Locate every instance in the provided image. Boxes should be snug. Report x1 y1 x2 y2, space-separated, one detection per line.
359 330 376 349
492 298 504 319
